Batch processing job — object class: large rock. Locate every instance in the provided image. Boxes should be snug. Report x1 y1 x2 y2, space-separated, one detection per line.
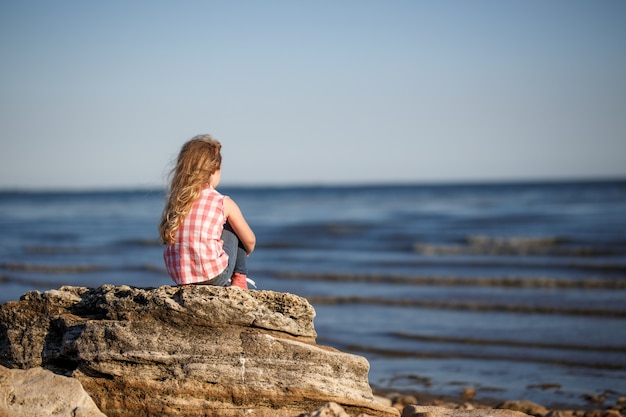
0 284 398 417
0 365 106 417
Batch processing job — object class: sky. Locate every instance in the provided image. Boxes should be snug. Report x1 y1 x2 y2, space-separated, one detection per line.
1 1 625 190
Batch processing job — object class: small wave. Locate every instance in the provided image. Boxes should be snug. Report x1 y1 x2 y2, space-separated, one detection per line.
25 239 162 255
259 241 314 249
414 235 617 257
323 224 368 235
378 258 626 273
305 296 626 317
0 274 69 288
24 245 114 255
126 264 168 274
320 339 626 370
24 246 87 254
116 238 162 247
269 271 626 289
0 262 105 273
391 332 626 353
0 262 167 275
468 235 562 246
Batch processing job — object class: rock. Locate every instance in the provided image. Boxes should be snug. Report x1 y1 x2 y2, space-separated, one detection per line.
390 395 418 411
461 387 476 400
401 405 532 417
545 411 575 417
298 401 352 417
583 411 604 417
497 400 549 417
0 284 399 417
297 401 380 417
0 365 106 417
600 411 624 417
374 396 393 408
582 392 610 405
399 395 418 406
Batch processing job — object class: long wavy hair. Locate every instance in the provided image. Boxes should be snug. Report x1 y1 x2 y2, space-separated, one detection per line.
159 135 222 245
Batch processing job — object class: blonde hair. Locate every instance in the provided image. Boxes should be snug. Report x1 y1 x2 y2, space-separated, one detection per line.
159 135 222 245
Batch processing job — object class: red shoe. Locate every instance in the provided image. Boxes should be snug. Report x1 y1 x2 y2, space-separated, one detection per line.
230 273 248 289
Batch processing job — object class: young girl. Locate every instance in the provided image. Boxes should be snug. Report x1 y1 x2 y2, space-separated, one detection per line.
158 135 256 289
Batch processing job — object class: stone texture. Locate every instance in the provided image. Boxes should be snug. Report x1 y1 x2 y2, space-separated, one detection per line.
401 405 531 417
0 365 106 417
298 401 353 417
0 284 398 417
497 400 549 417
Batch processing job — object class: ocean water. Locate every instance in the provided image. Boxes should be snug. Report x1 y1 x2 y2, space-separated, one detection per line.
1 181 625 407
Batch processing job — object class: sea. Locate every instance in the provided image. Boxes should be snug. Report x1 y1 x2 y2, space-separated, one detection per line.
1 180 625 408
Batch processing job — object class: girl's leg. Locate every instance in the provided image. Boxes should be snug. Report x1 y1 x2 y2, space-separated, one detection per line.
230 244 249 289
216 222 248 288
224 222 249 289
232 243 248 275
224 222 248 275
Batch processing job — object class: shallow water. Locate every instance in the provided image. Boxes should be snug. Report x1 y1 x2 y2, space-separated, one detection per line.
1 180 625 406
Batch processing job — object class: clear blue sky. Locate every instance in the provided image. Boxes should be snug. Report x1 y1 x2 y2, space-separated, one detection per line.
1 1 625 189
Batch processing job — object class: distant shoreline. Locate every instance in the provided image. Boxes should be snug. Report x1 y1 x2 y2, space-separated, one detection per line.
1 176 625 194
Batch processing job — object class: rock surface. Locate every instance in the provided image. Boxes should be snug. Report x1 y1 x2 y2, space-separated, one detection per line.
402 405 531 417
298 401 353 417
0 365 106 417
497 400 549 417
0 284 398 417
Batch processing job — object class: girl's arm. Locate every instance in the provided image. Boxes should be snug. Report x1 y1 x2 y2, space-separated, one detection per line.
224 197 256 254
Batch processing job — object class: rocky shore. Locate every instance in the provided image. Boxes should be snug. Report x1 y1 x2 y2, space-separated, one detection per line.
0 284 624 417
372 389 626 417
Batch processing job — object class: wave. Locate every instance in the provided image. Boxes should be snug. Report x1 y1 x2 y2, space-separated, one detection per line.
117 238 162 247
319 338 626 371
0 262 166 275
377 258 626 273
24 246 88 254
24 239 162 255
414 235 621 257
269 271 626 289
0 263 106 273
0 274 69 288
391 332 626 353
305 296 626 317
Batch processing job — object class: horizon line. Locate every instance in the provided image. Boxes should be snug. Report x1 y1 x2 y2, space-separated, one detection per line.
1 176 625 193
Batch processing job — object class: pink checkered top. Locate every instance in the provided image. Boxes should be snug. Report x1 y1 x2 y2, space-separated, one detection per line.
163 186 229 285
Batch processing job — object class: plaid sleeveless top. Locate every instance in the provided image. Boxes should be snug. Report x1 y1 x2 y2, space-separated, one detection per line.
163 186 229 285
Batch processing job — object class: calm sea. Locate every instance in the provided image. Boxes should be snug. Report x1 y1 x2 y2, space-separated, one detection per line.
1 181 625 407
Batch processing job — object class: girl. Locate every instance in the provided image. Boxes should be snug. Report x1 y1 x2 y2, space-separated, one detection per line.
159 135 256 289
